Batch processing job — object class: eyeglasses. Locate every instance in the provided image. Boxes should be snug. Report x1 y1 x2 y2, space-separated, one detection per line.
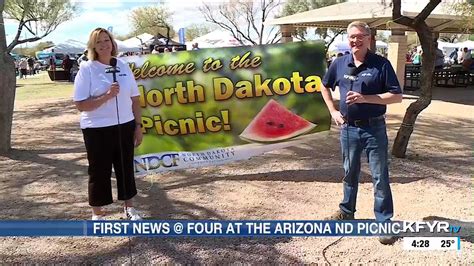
349 34 369 41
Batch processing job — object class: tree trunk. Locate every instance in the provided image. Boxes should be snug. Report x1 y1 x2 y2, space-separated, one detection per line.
0 2 16 154
0 57 16 154
392 31 435 158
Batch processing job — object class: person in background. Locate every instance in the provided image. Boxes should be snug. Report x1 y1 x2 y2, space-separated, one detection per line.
27 57 35 75
192 42 200 50
320 21 402 245
412 47 422 65
73 27 143 221
78 50 88 67
434 42 445 69
449 48 458 65
460 47 472 70
34 61 41 74
151 46 160 54
62 55 73 80
19 58 28 79
457 47 464 65
70 60 79 82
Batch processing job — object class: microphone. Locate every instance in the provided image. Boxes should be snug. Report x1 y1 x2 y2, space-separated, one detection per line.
343 66 358 84
105 57 120 82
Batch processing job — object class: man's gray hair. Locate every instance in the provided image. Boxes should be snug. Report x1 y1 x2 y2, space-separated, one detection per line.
347 21 371 35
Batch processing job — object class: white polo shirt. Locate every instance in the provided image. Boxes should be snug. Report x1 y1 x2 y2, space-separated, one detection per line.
73 58 140 129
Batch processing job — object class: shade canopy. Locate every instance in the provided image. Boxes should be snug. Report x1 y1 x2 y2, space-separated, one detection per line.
188 30 243 49
43 39 86 54
267 1 473 34
115 39 142 53
122 33 154 48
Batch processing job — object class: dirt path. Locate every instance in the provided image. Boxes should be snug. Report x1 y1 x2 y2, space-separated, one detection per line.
0 85 472 264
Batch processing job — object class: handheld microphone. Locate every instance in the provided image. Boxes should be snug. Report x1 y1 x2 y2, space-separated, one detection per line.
107 58 127 212
105 57 120 82
343 66 359 84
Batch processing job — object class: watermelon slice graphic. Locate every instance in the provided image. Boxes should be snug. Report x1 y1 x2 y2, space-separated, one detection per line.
240 99 316 142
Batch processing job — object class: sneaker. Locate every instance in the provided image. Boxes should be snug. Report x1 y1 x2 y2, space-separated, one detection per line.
91 214 105 220
326 210 354 220
379 236 398 245
124 207 142 220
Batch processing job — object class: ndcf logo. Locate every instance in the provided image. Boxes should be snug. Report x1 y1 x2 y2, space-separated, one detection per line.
134 153 179 173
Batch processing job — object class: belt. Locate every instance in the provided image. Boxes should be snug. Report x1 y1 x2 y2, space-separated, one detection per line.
347 115 385 127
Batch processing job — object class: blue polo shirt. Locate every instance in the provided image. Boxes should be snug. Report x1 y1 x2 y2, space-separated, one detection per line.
322 51 402 120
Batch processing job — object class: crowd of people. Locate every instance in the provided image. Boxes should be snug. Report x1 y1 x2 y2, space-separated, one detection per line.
14 57 42 79
406 43 473 70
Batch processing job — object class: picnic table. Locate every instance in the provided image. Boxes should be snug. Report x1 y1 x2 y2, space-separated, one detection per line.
404 64 473 90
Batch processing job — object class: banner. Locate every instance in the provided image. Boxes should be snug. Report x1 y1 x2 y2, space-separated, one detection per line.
125 42 330 175
0 220 463 239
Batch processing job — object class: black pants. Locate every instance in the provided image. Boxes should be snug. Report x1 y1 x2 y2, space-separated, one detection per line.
82 120 137 207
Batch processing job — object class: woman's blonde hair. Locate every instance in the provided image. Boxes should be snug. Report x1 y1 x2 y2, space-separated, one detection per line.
86 28 117 61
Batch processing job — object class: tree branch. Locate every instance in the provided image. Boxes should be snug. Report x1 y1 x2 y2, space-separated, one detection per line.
414 0 441 25
392 0 414 27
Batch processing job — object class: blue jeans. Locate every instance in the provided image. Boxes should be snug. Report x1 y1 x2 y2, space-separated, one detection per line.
339 118 393 221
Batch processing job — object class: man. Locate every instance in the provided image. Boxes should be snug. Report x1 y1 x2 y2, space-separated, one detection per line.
460 47 472 70
449 48 458 64
320 21 402 245
434 42 445 69
192 42 200 50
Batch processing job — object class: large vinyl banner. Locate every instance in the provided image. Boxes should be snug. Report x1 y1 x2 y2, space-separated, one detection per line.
126 41 330 175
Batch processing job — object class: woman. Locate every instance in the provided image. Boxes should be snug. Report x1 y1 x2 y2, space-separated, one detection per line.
73 28 143 220
412 47 422 65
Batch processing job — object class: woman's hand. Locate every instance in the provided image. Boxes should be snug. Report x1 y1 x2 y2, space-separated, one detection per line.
134 126 143 147
106 82 120 99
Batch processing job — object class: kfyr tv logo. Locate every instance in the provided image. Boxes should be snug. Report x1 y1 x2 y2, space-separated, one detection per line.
134 153 180 173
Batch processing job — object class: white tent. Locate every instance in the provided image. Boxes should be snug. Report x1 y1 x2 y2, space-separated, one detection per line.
44 39 86 54
188 30 243 49
122 33 154 48
437 40 474 59
437 41 460 57
457 40 474 49
115 39 141 53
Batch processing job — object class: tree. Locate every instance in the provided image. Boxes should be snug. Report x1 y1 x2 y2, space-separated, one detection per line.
280 0 346 52
129 6 174 44
185 23 215 42
199 0 283 45
0 0 76 153
391 0 473 158
391 0 441 158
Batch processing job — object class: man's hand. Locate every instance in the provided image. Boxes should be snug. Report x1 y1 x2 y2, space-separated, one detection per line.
330 110 346 126
346 91 366 105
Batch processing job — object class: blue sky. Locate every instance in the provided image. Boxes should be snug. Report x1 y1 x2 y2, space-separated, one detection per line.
5 0 209 46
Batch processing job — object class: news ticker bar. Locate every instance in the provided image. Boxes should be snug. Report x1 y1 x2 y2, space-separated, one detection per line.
0 220 463 237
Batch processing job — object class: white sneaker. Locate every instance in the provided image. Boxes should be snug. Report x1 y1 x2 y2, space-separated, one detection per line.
124 207 142 220
91 214 105 220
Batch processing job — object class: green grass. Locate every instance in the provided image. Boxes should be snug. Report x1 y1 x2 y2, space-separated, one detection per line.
15 72 73 102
